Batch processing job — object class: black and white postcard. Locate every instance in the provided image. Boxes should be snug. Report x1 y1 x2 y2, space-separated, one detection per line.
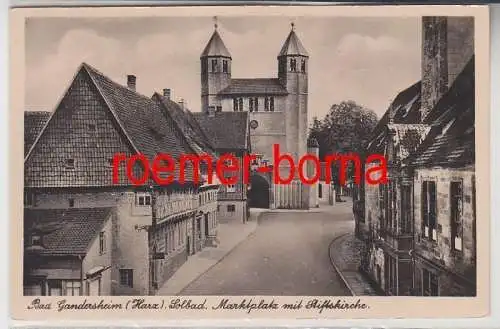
10 4 490 321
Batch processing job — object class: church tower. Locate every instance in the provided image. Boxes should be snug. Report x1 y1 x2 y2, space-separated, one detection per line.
277 23 309 162
200 18 232 115
277 23 310 209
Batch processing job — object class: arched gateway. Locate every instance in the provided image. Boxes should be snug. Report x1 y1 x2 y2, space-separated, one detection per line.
248 174 271 209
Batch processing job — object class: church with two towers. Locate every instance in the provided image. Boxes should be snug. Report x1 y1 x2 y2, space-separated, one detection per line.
197 21 319 211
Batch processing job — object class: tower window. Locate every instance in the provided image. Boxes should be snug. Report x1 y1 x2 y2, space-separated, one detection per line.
270 97 275 112
264 97 269 111
254 98 259 112
233 98 238 111
211 59 218 72
249 98 254 112
222 60 228 73
301 59 306 73
290 58 297 72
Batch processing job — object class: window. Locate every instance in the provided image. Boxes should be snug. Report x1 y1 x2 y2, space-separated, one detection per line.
401 185 412 234
65 158 75 169
165 231 169 254
119 269 133 288
107 158 114 167
227 184 236 193
269 97 275 112
378 183 386 224
238 98 243 112
248 97 259 112
24 191 36 207
301 59 306 73
290 58 297 72
136 192 151 206
208 106 215 114
99 231 106 254
31 234 42 246
450 181 463 251
222 60 228 73
68 198 75 208
217 205 220 212
233 98 243 111
48 280 62 296
385 255 397 295
65 281 81 296
216 106 222 112
422 181 437 241
264 97 269 111
227 204 236 212
88 123 96 132
197 218 202 239
211 59 218 72
422 268 439 296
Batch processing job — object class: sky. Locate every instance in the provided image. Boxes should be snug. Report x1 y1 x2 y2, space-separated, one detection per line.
25 16 422 120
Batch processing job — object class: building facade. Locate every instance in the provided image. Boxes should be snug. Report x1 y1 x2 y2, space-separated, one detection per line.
198 23 317 209
356 16 476 296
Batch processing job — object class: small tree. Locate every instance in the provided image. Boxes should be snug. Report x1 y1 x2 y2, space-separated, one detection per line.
309 101 379 201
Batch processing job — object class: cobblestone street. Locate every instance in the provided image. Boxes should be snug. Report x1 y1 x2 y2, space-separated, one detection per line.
178 201 357 296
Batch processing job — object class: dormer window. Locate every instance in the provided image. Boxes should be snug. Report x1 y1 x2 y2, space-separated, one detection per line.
65 159 75 169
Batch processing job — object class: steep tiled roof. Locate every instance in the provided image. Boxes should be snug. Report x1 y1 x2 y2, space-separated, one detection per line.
278 29 309 57
409 56 475 168
24 207 113 256
366 81 422 153
200 29 231 58
24 63 195 187
387 124 431 160
153 93 217 158
193 111 249 150
24 111 51 156
218 78 288 96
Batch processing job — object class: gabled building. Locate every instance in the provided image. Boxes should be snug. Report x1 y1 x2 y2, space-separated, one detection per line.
24 62 219 295
24 207 115 296
407 57 476 296
24 111 51 156
357 16 475 296
193 111 250 223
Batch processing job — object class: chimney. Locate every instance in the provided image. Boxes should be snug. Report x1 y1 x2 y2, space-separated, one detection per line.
163 88 171 100
420 16 474 122
127 75 136 91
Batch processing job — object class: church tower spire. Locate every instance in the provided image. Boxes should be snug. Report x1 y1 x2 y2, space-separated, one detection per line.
200 18 232 115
